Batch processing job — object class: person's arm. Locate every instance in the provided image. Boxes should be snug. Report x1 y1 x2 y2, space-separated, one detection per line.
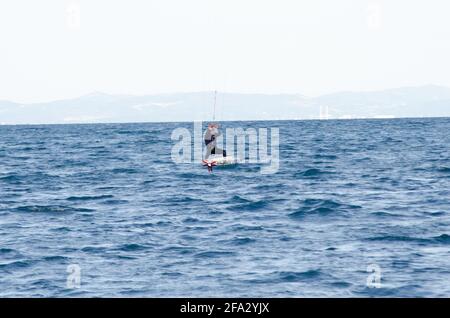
211 124 221 137
204 129 212 141
215 127 221 137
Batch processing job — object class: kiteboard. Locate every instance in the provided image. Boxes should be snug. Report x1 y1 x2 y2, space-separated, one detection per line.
202 155 236 172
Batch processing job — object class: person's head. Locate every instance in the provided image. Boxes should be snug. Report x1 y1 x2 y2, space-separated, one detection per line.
208 123 218 129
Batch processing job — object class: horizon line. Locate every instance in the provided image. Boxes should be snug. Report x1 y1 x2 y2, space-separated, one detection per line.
1 116 450 127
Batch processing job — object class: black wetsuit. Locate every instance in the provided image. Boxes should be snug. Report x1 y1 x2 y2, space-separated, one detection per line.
204 128 226 158
205 137 227 156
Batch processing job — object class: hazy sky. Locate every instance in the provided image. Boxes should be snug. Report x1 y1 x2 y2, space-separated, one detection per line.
1 0 450 103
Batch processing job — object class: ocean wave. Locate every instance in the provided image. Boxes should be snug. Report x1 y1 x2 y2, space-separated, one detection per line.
329 281 352 288
370 211 404 217
229 195 252 203
14 205 95 214
0 260 36 270
367 234 450 245
81 246 108 254
42 255 69 262
166 196 203 204
427 211 446 217
195 251 236 258
0 248 16 254
162 246 197 254
437 166 450 173
433 234 450 244
177 172 206 178
66 194 114 201
49 227 72 233
289 199 361 219
248 270 323 284
277 270 322 282
366 235 429 243
313 154 338 160
103 199 129 205
227 199 268 212
0 174 23 183
116 243 149 252
230 237 256 245
182 217 199 223
219 237 256 246
251 183 287 191
111 168 139 174
294 168 334 178
228 225 264 233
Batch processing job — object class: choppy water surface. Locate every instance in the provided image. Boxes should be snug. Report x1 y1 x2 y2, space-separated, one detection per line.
1 118 450 297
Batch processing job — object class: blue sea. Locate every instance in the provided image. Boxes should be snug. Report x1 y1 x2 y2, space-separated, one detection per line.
1 118 450 297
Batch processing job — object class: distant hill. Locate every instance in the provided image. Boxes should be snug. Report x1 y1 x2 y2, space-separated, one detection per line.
313 85 450 119
1 85 450 124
